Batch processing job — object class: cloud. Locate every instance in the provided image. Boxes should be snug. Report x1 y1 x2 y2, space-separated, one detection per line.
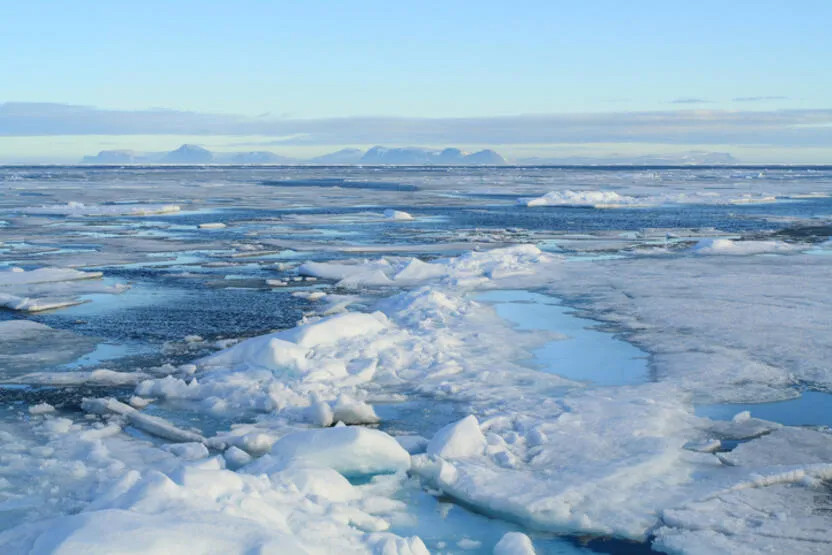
732 96 789 102
670 98 711 104
2 102 832 147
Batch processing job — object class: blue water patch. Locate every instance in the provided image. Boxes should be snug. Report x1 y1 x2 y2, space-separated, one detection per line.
696 390 832 428
477 290 649 386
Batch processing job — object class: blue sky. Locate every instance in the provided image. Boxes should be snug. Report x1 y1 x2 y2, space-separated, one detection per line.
2 1 831 162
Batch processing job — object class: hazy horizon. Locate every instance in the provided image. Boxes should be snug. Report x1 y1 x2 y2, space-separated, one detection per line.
3 1 831 163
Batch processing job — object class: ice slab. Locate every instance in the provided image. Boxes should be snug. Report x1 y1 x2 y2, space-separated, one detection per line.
249 426 410 477
0 320 98 376
522 190 641 208
16 202 181 217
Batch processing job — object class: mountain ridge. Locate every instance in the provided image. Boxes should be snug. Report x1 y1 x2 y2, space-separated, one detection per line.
80 145 740 166
80 144 508 165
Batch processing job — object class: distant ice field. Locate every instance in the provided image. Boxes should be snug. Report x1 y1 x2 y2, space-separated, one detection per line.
1 165 832 554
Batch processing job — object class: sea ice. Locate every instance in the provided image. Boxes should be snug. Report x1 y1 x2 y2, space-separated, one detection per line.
384 209 414 220
690 237 797 255
522 190 641 208
426 415 486 459
493 532 536 555
252 426 410 477
17 202 182 217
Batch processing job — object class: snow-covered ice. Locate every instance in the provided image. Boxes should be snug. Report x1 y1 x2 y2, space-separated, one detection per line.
522 190 641 208
2 165 832 553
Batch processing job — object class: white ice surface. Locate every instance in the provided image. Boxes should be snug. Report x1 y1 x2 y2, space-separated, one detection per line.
0 266 102 286
2 230 831 553
690 237 797 255
384 209 414 220
545 251 832 402
522 190 641 208
17 202 181 216
0 266 125 312
493 532 536 555
248 426 410 477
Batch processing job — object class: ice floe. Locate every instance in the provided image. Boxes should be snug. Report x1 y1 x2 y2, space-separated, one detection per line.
384 209 414 220
690 237 797 255
17 202 182 217
522 190 641 208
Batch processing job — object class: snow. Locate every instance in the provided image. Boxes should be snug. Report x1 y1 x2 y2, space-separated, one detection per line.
250 426 411 477
3 165 832 553
332 394 380 425
0 459 426 554
426 415 487 459
163 442 209 461
544 252 832 401
522 190 641 208
28 403 56 415
384 209 414 220
654 460 832 554
691 237 796 255
520 186 783 209
298 245 558 289
18 202 182 216
82 398 206 444
493 532 536 555
0 266 102 286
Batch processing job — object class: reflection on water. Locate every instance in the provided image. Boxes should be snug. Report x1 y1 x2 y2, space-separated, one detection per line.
478 290 649 386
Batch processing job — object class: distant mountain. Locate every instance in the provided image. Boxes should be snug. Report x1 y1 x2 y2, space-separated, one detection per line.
220 151 296 164
360 146 506 165
81 150 147 164
162 144 213 164
308 148 365 164
79 144 508 166
516 151 739 166
462 149 506 165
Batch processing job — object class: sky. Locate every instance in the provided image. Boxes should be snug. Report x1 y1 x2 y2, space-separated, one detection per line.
1 0 831 163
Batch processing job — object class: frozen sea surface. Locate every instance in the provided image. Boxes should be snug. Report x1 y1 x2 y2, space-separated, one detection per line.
2 165 832 554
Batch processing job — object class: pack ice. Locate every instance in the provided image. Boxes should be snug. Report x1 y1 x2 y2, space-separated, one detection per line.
2 236 831 554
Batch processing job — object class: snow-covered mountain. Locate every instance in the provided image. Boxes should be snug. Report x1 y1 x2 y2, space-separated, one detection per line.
80 145 508 165
360 146 506 165
161 144 214 164
80 150 149 164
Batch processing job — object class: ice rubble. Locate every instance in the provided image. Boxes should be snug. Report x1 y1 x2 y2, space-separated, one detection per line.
297 244 557 289
4 241 832 553
17 202 182 216
0 266 125 312
0 402 428 554
690 237 796 255
105 245 831 551
520 189 780 208
522 190 641 208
